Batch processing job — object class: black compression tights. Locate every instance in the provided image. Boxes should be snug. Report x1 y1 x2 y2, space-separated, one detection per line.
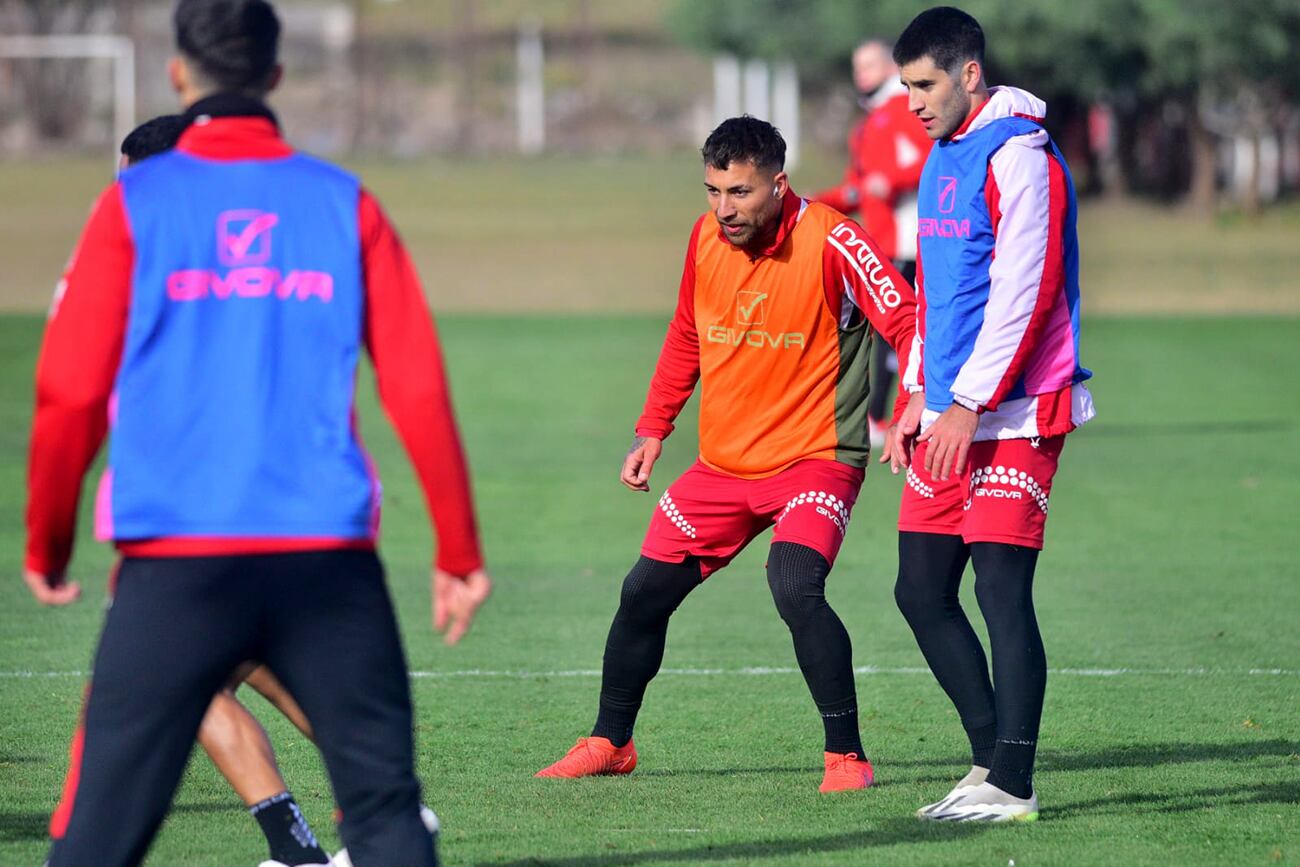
895 532 1045 797
591 557 701 747
591 547 864 757
767 542 863 756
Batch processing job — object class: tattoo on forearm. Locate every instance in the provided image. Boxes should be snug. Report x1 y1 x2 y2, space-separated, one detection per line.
629 435 647 455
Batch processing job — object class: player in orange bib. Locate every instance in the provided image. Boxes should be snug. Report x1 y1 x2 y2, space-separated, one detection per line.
536 117 917 791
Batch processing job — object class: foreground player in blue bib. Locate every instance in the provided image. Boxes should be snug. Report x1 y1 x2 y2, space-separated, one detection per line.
26 2 491 864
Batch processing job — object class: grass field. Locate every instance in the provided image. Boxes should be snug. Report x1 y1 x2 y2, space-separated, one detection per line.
3 153 1300 316
0 147 1298 864
1 309 1298 865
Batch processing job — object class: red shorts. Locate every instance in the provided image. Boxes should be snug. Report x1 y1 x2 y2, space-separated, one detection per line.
898 436 1066 549
642 459 865 578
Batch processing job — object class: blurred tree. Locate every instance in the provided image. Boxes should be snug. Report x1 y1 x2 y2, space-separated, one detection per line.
666 0 1300 211
0 0 105 140
665 0 919 81
1133 0 1300 213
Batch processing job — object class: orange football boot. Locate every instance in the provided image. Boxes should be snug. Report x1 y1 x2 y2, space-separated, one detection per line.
535 736 637 778
819 751 874 792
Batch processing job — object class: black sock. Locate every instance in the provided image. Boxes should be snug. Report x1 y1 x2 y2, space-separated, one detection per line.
966 721 997 769
591 557 701 747
987 738 1038 799
818 698 864 757
767 543 865 757
971 542 1046 800
895 532 997 754
249 791 328 866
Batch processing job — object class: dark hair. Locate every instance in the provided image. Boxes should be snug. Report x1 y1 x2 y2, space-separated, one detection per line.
893 7 984 74
701 116 786 172
120 114 188 164
173 0 281 92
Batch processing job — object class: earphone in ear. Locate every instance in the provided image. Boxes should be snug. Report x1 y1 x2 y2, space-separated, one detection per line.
773 185 780 196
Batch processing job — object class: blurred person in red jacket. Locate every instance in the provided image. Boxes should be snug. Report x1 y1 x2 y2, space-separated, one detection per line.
813 38 931 447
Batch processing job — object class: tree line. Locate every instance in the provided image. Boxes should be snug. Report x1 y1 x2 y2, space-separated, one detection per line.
669 0 1300 213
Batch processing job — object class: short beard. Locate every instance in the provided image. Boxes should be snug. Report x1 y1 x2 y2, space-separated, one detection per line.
938 89 973 139
721 224 756 248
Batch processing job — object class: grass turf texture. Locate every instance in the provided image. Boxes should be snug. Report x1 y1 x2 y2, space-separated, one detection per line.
4 154 1300 316
1 314 1298 866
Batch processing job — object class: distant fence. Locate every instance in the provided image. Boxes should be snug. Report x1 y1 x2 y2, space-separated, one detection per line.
0 3 725 160
0 1 1296 208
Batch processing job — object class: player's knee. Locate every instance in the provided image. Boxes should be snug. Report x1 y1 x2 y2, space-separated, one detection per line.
615 556 700 625
972 573 1030 630
768 574 818 627
896 531 969 624
971 544 1038 617
196 691 244 752
766 543 830 627
895 567 960 627
893 573 927 624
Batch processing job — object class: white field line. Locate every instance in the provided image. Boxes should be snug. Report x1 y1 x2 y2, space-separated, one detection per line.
1 665 1297 680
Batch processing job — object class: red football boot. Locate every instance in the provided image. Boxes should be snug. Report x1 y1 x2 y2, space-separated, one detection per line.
535 736 637 778
819 751 874 792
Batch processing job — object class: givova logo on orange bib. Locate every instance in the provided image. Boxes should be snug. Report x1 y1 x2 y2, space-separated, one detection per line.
706 289 806 349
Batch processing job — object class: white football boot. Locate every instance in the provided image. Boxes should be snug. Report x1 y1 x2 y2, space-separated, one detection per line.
332 804 439 867
258 861 330 867
921 780 1039 822
916 765 989 818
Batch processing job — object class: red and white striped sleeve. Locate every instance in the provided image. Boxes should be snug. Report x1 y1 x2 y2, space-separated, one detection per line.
948 139 1069 411
821 217 916 355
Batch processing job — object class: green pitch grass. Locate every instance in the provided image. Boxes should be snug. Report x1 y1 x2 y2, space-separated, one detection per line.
0 314 1297 866
4 154 1300 316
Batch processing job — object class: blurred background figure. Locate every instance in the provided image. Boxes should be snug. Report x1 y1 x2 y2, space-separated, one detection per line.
812 38 930 448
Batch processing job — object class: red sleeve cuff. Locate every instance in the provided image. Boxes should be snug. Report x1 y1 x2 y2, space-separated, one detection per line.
23 551 64 579
435 549 483 578
634 424 671 441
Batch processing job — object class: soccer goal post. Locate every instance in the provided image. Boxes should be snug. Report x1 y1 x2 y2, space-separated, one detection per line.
0 34 135 171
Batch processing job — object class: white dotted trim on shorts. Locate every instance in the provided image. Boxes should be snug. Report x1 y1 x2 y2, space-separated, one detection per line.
776 490 852 536
658 492 698 539
969 464 1049 513
906 466 936 499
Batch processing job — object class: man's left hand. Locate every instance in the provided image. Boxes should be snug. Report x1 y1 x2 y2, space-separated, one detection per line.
916 404 979 482
22 569 82 606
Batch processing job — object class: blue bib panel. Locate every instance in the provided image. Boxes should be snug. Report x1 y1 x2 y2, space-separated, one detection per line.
917 116 1089 411
111 151 375 540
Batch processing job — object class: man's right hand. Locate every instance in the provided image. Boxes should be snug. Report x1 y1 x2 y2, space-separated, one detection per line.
620 435 662 491
23 568 81 606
